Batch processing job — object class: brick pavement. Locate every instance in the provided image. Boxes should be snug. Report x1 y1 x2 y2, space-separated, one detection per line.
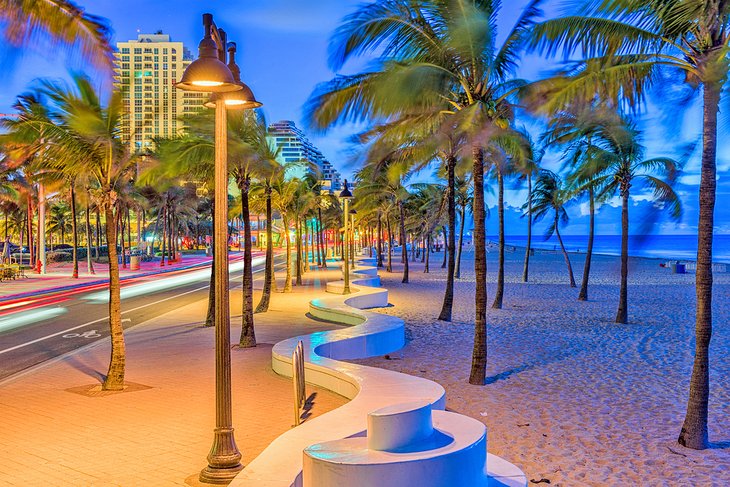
0 267 347 486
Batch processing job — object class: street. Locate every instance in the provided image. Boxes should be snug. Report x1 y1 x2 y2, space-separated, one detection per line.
0 254 285 381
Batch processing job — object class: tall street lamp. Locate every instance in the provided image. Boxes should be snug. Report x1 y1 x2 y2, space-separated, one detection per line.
176 12 260 484
339 180 353 294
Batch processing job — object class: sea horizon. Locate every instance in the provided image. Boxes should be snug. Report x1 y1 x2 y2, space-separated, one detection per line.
486 234 730 263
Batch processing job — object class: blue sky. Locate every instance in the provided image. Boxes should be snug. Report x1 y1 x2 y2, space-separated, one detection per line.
2 0 728 236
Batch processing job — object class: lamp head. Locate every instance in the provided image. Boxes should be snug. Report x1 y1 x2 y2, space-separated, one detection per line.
203 42 263 109
338 179 353 200
175 14 241 93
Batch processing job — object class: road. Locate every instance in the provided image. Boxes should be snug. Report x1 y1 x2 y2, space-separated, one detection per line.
0 254 285 381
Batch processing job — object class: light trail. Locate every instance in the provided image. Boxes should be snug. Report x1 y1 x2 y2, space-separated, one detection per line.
0 307 67 334
82 258 263 303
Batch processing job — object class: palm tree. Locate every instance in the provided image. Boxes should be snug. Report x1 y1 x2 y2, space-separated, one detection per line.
541 104 621 301
584 119 682 324
453 173 472 279
28 75 135 390
514 132 541 283
0 0 113 70
271 176 300 293
527 0 728 449
487 131 531 309
48 201 72 246
307 0 543 385
530 169 576 287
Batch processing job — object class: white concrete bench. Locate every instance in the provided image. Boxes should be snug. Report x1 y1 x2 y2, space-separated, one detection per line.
230 256 526 487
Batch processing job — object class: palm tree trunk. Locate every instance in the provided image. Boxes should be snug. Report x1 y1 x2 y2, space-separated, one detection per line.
150 210 161 256
455 205 466 279
314 219 320 266
119 210 126 270
441 225 448 269
424 233 430 273
400 201 409 283
318 207 327 268
102 206 125 391
85 198 95 275
578 187 595 301
70 183 79 279
386 213 393 273
94 208 101 260
127 208 132 261
615 188 629 323
492 171 505 309
239 177 256 348
555 212 576 288
160 205 167 267
679 82 719 450
255 185 274 313
522 174 532 283
283 217 292 292
469 146 487 385
295 218 302 285
377 213 384 268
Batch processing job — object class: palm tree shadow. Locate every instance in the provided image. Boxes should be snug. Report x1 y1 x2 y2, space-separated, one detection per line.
483 348 582 385
710 440 730 449
484 364 532 385
64 355 105 382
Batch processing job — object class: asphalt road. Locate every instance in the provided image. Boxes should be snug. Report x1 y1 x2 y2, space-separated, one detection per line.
0 254 286 381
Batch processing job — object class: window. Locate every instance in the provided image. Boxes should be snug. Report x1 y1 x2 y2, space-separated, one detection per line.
121 47 129 54
134 55 142 62
122 56 129 62
121 63 129 70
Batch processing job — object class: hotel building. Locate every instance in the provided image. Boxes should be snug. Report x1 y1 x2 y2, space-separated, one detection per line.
114 32 207 152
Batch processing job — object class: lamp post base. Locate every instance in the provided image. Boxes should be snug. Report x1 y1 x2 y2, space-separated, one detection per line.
199 427 243 484
199 464 243 485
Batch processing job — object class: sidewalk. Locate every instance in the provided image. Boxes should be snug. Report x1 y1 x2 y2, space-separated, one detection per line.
0 266 348 486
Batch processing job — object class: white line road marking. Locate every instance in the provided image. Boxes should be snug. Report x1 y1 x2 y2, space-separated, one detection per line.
0 259 286 356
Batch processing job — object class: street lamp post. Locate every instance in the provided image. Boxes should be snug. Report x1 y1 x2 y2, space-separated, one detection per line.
176 12 260 484
339 180 353 294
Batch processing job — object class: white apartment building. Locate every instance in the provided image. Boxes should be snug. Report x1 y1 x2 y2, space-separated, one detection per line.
114 32 207 152
267 120 342 192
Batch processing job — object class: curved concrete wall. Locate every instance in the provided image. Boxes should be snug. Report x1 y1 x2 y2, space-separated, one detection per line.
230 258 525 487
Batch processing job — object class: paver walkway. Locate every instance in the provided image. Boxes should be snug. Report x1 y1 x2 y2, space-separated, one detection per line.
0 267 347 486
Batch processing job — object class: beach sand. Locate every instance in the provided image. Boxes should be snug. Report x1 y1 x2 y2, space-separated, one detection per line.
352 247 730 486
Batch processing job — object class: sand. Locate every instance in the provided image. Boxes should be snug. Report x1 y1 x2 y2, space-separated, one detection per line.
352 247 730 486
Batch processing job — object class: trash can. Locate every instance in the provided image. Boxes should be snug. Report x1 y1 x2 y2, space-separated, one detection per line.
130 254 140 270
676 263 686 274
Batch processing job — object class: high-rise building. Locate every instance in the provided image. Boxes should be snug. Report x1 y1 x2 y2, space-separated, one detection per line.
267 120 342 191
114 32 207 152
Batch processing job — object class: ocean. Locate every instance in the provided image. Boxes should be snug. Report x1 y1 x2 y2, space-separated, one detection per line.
492 234 730 263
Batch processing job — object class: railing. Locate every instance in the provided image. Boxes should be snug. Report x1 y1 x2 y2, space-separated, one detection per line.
292 340 306 426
